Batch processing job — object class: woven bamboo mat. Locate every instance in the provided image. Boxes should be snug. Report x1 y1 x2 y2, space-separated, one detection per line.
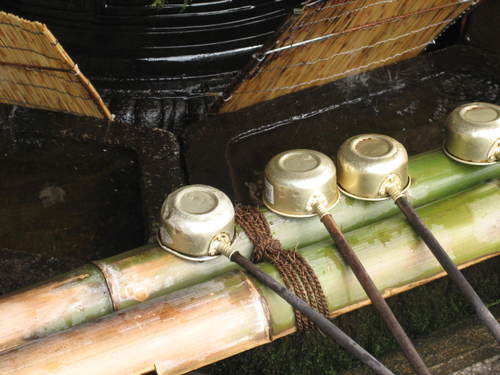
0 12 112 121
220 0 474 113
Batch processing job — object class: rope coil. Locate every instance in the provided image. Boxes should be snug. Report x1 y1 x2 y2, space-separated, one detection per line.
235 204 330 331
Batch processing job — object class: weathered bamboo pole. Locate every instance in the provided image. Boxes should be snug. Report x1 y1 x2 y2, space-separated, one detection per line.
0 265 113 351
0 150 498 353
0 182 498 374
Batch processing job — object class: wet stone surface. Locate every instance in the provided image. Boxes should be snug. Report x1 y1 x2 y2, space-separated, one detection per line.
0 105 185 295
336 305 500 375
0 105 185 238
99 73 235 133
451 355 500 375
0 140 146 261
466 0 500 57
451 356 500 375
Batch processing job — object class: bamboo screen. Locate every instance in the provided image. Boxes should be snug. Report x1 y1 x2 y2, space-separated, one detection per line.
220 0 474 113
0 12 112 121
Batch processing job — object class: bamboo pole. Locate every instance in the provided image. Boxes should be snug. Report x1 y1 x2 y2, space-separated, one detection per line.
0 182 498 375
95 150 500 310
393 195 500 342
264 180 500 335
0 265 113 352
0 271 271 375
0 150 498 353
319 213 431 375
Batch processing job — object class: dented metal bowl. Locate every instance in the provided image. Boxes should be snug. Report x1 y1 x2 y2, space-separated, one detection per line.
263 149 339 217
158 184 235 262
444 102 500 165
336 134 410 201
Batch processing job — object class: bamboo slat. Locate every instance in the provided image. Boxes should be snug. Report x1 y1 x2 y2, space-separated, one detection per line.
0 12 112 121
0 182 498 375
0 150 498 353
220 0 473 113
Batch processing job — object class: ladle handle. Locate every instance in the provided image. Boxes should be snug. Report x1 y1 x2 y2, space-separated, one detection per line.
229 251 396 375
320 214 432 375
394 196 500 343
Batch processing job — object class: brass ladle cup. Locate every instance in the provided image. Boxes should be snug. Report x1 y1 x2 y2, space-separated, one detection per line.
337 134 500 344
157 184 395 375
444 102 500 165
263 149 430 375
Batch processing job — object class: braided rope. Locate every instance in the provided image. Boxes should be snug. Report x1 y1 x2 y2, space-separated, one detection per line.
235 204 330 331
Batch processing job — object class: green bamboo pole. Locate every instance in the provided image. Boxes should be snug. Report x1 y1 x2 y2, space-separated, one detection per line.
258 180 500 335
0 150 497 354
0 264 113 352
96 150 500 310
0 182 498 375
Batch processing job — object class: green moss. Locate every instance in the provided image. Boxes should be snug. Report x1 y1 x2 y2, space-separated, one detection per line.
203 257 500 375
149 0 192 11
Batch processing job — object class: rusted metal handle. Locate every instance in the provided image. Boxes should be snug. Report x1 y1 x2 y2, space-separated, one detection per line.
320 213 432 375
394 196 500 344
230 251 396 375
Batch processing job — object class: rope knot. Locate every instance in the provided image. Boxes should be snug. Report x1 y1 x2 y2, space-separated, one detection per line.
253 238 281 262
235 204 330 331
